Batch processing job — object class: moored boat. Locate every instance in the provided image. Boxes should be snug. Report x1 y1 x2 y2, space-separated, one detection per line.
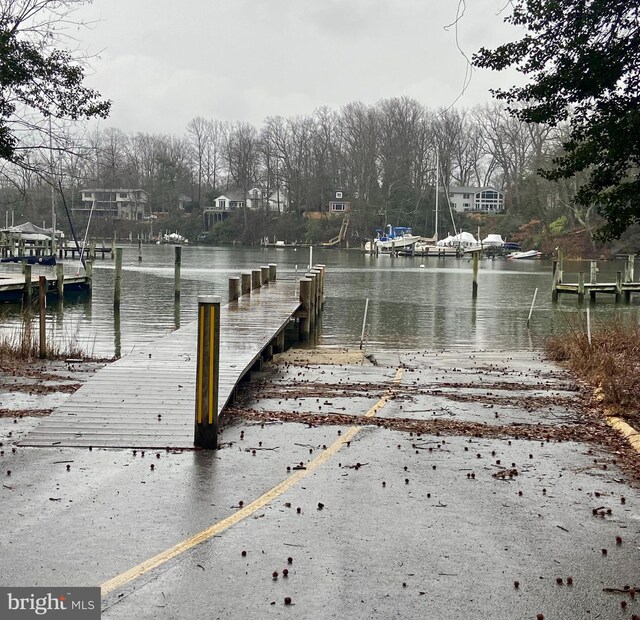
365 225 421 253
507 249 542 260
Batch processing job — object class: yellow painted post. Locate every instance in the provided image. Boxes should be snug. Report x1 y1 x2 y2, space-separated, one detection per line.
114 247 122 308
174 245 182 300
194 295 221 449
241 272 252 296
38 276 47 358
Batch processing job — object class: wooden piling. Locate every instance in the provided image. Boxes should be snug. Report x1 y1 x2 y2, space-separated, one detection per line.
472 252 479 299
38 276 47 358
111 233 116 259
138 239 142 262
56 263 64 298
174 245 182 300
228 277 240 302
241 272 252 296
194 295 221 449
114 247 122 308
251 269 262 289
615 271 622 303
299 278 312 340
23 264 32 306
89 240 96 261
268 263 277 281
260 265 269 285
577 272 584 303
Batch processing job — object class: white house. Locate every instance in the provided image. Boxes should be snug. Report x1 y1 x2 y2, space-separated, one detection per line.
77 189 149 220
449 187 505 213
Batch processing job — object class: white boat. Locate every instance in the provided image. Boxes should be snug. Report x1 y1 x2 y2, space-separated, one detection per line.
365 225 421 253
508 249 542 260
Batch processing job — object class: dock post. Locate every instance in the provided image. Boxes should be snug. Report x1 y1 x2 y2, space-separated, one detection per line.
23 264 32 306
251 269 262 290
577 272 585 303
228 277 240 302
38 276 47 358
56 263 64 300
174 245 182 300
111 233 116 259
89 240 96 261
114 247 122 308
472 252 479 299
274 330 285 353
590 261 598 302
241 272 252 296
299 278 312 341
615 272 622 304
137 239 142 262
316 264 326 307
626 254 635 282
194 295 221 449
260 265 269 285
268 263 277 281
306 272 318 325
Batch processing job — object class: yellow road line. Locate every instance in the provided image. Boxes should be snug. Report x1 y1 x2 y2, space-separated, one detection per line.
101 368 404 596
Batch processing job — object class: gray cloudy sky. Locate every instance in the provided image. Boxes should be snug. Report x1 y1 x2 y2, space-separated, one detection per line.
74 0 522 135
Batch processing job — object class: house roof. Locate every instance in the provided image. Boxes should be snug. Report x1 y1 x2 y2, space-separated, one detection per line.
215 190 247 202
450 186 502 195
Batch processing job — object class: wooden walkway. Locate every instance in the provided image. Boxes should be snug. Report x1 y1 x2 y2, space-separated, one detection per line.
21 280 300 449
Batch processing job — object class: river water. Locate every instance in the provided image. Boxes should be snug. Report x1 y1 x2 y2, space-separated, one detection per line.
0 245 638 358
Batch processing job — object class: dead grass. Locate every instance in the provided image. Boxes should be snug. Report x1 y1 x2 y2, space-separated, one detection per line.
545 316 640 422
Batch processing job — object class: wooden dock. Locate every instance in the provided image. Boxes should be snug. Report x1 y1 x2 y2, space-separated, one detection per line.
552 251 640 302
20 267 322 449
0 272 90 304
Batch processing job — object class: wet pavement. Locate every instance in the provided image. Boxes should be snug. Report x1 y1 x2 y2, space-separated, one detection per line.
0 349 639 619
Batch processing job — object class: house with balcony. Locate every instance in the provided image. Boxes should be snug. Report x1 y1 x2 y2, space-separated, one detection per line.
449 186 505 214
77 189 149 220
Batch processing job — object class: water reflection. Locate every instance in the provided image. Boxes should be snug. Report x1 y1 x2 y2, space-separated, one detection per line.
0 245 638 356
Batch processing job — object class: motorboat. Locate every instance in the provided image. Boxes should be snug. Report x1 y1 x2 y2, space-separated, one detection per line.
365 225 421 253
507 249 542 260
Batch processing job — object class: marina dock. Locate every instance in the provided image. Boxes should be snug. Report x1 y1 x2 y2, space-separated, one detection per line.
20 264 324 449
552 252 640 302
0 270 91 304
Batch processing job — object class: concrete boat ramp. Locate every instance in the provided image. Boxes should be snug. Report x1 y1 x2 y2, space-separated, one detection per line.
1 348 640 619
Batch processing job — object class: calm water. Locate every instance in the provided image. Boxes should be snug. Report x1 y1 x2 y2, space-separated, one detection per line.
1 245 638 357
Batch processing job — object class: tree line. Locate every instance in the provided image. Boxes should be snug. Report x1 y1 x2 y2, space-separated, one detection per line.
1 97 595 245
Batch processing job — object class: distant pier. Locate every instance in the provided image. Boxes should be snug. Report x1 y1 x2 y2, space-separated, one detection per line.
552 251 640 302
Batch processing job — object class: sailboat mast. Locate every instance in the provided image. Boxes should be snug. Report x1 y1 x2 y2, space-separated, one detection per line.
434 150 439 242
49 117 57 254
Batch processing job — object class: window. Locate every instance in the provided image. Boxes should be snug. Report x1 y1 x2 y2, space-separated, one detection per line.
331 203 346 211
463 202 470 208
336 191 343 199
218 200 226 210
463 193 470 199
119 192 129 199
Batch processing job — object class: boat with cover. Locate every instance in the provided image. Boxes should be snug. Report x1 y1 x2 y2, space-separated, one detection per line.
365 225 421 252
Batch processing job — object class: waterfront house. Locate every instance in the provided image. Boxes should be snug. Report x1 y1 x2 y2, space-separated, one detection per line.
327 190 350 214
77 189 149 220
449 187 505 213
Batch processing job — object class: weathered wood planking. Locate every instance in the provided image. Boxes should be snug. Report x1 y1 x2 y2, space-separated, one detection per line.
21 280 300 449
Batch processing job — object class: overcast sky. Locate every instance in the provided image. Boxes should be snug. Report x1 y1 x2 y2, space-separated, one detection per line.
73 0 523 136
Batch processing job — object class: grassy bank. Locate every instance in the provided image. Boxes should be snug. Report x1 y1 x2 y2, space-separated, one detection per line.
545 317 640 425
